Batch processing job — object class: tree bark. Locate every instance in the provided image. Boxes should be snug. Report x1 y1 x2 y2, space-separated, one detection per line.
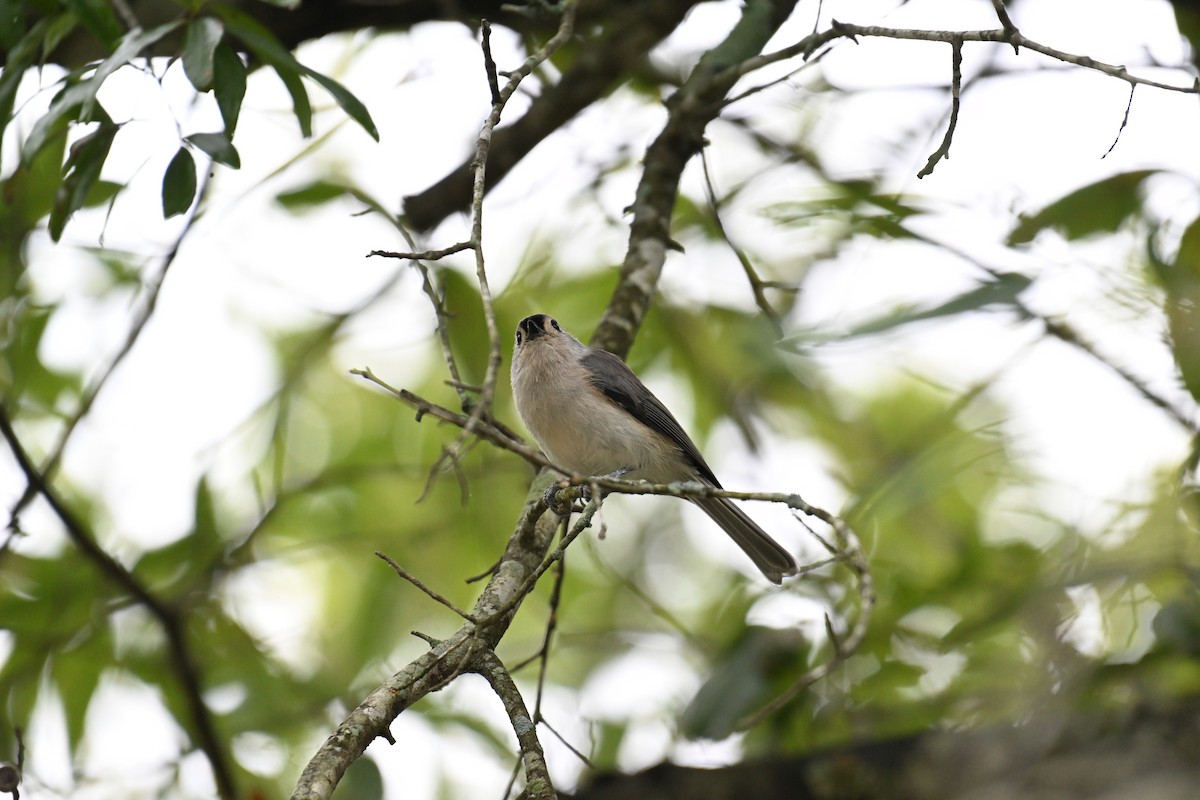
570 699 1200 800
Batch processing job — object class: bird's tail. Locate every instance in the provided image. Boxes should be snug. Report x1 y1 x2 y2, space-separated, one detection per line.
691 496 799 584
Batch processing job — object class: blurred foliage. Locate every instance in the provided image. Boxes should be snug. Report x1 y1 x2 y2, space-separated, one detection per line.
0 0 373 239
2 2 1200 800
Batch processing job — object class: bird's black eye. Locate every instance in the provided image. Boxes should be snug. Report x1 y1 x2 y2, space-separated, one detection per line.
515 329 523 346
549 318 561 332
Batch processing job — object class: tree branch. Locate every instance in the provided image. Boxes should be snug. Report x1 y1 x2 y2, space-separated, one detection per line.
917 38 962 178
593 0 802 357
0 406 237 800
290 490 563 800
402 0 699 231
472 649 553 799
742 21 1200 96
7 175 208 527
350 370 874 725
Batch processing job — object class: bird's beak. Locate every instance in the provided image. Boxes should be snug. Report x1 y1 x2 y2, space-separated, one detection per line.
519 314 548 341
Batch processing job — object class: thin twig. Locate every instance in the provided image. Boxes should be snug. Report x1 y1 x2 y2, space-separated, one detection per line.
918 39 962 178
7 173 209 527
890 226 1199 435
454 1 578 464
419 262 472 411
723 46 832 108
1103 83 1135 158
363 204 474 412
1031 307 1197 431
0 406 238 800
538 716 594 768
531 548 566 719
366 242 472 261
735 510 875 729
511 517 569 672
699 148 784 335
480 20 502 106
739 22 1199 96
376 551 476 622
350 367 554 470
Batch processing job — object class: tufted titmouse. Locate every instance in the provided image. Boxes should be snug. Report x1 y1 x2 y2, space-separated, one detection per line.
510 313 799 584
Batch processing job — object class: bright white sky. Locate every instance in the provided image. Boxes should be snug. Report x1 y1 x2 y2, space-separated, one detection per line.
5 0 1200 797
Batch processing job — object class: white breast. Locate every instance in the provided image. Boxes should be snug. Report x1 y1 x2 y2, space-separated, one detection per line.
512 339 686 481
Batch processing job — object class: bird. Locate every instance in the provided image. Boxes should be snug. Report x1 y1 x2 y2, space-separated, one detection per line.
510 313 798 584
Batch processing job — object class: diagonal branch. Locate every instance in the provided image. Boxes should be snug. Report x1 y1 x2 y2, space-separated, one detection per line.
0 406 237 800
593 0 802 357
472 649 552 799
290 489 563 800
402 0 699 231
7 175 209 527
699 148 786 335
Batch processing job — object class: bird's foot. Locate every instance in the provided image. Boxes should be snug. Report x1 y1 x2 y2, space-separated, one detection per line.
542 467 634 514
579 466 633 501
543 481 580 515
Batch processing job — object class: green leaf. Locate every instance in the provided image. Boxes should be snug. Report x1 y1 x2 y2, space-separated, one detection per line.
211 5 293 68
22 21 181 166
1149 214 1200 401
162 146 197 218
0 17 53 171
681 627 807 740
42 12 80 58
133 478 224 597
851 272 1032 337
22 75 100 166
62 0 123 49
271 63 313 137
81 179 122 208
215 6 312 136
83 21 183 119
301 68 379 141
0 1 28 51
182 17 223 92
214 5 376 140
782 272 1032 349
274 180 353 209
185 132 241 168
212 42 247 136
1007 170 1158 245
50 121 118 241
53 625 112 748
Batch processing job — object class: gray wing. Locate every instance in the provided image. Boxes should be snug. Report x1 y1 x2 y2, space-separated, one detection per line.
581 348 721 487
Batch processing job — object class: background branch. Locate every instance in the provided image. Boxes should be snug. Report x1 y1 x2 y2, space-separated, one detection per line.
402 0 698 231
0 407 237 800
593 0 802 356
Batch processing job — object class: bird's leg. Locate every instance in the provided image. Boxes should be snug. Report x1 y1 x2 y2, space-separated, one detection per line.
578 467 633 502
542 468 633 514
543 480 580 515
